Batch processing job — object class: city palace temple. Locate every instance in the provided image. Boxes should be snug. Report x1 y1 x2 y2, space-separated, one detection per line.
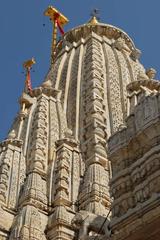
0 5 160 240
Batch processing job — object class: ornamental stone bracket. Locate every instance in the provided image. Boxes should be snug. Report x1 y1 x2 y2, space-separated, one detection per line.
19 92 35 108
126 79 160 115
0 138 23 149
32 80 62 100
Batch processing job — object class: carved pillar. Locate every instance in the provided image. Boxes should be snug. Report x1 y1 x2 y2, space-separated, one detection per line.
0 137 25 210
17 88 49 209
9 205 47 240
9 86 52 240
27 91 49 174
79 37 110 215
47 136 81 240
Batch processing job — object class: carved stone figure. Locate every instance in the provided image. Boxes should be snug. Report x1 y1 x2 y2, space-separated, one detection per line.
113 37 130 52
71 210 111 239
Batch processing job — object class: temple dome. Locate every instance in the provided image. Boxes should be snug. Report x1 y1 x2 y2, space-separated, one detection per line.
60 21 136 51
46 20 148 137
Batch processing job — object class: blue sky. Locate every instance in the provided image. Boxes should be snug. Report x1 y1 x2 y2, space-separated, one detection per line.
0 0 160 140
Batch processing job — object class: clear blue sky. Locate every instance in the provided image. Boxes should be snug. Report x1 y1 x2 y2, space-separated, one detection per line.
0 0 160 140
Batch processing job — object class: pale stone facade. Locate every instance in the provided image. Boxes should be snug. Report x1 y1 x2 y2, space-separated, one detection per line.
0 15 159 240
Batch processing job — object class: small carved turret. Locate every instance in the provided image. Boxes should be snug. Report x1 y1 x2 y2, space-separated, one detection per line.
146 68 157 79
8 129 16 139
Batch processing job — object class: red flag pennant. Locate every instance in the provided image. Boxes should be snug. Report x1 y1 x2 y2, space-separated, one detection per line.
54 12 65 35
56 18 65 35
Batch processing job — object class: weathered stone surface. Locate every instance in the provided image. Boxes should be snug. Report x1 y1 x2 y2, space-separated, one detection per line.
0 13 159 240
108 81 160 240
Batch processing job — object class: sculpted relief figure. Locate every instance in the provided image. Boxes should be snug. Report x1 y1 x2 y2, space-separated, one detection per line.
113 37 130 52
71 210 111 239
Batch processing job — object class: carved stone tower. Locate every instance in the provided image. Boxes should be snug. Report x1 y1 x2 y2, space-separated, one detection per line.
0 6 159 240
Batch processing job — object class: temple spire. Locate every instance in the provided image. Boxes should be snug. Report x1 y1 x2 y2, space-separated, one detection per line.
44 6 69 64
88 16 99 25
88 8 100 25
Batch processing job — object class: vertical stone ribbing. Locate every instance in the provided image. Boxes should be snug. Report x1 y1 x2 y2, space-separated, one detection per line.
27 94 49 174
67 46 80 133
63 48 76 115
129 57 146 81
8 148 22 209
118 51 131 89
75 43 84 140
45 29 144 139
48 55 63 87
47 94 61 207
113 49 126 121
122 51 135 82
56 96 68 139
52 55 64 85
0 140 24 210
0 22 152 240
55 52 68 89
47 137 80 240
102 42 113 136
59 51 72 105
113 48 130 120
103 43 124 133
23 103 36 157
48 98 60 150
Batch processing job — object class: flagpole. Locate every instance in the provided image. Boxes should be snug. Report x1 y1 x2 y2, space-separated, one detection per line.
17 58 36 139
51 20 58 64
24 68 30 93
23 58 36 94
44 6 69 65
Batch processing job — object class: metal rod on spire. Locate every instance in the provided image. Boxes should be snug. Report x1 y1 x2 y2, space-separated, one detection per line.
44 6 69 64
23 58 36 94
88 8 100 25
17 58 35 139
52 20 58 60
91 8 100 20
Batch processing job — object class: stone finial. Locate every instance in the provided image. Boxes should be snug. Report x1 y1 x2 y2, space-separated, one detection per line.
42 79 52 88
130 48 141 61
88 16 99 25
64 129 73 138
88 9 100 25
146 68 157 79
8 130 16 139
